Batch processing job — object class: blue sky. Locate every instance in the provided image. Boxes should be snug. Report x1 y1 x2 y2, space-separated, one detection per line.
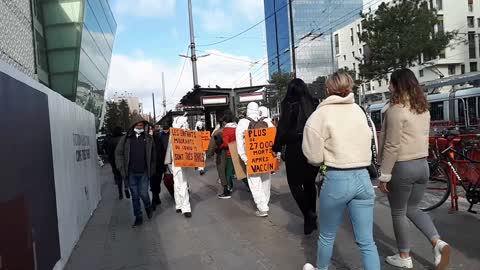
107 0 268 114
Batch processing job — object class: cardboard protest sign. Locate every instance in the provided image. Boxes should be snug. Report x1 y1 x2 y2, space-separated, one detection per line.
199 131 211 151
228 142 247 180
170 128 205 168
245 128 279 175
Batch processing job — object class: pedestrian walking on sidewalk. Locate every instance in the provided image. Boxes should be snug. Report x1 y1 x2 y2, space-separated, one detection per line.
378 68 451 270
272 78 319 235
236 102 273 217
105 126 130 200
207 120 228 197
302 72 380 270
165 114 193 218
115 116 156 227
150 125 169 209
218 110 238 198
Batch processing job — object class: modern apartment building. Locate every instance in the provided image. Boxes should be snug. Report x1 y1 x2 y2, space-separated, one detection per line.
335 0 478 104
1 0 116 125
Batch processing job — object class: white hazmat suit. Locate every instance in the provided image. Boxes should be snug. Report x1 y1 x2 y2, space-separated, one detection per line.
171 115 192 215
236 102 273 214
195 120 206 174
259 106 273 127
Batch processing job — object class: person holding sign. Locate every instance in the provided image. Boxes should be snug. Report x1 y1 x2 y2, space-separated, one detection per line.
236 102 274 217
272 78 319 235
165 114 194 218
195 120 206 175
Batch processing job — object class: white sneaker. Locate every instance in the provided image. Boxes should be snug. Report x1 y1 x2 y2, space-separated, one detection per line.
255 210 268 217
434 240 451 270
385 254 413 269
303 263 317 270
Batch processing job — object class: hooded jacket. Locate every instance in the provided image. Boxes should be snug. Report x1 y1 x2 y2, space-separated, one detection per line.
302 93 373 168
115 115 156 181
164 115 189 165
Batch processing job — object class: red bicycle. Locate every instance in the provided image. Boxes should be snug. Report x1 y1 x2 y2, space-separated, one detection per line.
422 131 480 213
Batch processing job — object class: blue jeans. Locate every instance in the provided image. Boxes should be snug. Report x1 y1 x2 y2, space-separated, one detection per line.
129 173 151 218
317 168 380 270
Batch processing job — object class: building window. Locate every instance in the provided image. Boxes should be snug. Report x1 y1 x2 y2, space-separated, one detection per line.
470 62 478 72
436 0 443 10
359 48 363 56
469 0 473 12
350 28 354 45
477 18 480 27
430 102 444 121
469 32 476 58
437 15 444 33
439 49 446 59
334 34 340 55
352 51 355 58
378 79 382 87
344 55 346 61
429 0 434 9
468 16 475 28
448 65 456 75
353 63 356 74
461 64 466 74
419 69 424 77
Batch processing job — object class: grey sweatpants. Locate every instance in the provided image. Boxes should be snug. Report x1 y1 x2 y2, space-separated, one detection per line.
388 158 440 253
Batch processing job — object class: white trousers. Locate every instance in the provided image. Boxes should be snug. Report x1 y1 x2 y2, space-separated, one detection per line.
171 164 191 213
247 173 271 212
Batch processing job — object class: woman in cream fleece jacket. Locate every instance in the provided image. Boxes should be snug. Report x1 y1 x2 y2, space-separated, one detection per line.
302 72 380 270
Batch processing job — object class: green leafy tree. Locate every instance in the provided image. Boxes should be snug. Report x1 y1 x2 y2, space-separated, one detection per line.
104 101 121 134
307 76 327 101
265 72 293 110
359 0 457 80
118 99 131 131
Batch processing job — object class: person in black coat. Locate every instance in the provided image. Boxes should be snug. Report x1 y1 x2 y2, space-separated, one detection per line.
105 126 130 200
272 78 320 235
151 124 170 208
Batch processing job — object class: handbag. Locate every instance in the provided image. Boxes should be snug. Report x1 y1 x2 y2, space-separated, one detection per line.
359 106 380 180
163 166 175 198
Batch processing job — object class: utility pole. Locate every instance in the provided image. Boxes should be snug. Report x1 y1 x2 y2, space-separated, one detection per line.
152 93 156 124
162 72 166 116
288 0 296 78
329 4 336 73
188 0 199 87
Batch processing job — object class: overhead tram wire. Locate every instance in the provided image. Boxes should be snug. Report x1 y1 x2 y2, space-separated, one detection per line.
196 0 295 47
231 0 385 86
172 47 190 97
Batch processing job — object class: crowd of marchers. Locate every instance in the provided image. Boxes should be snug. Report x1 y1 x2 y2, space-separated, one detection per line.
103 68 451 270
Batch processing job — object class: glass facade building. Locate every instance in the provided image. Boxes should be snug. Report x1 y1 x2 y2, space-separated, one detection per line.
31 0 116 126
264 0 363 83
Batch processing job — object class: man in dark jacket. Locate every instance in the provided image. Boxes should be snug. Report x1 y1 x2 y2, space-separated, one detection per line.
115 116 156 227
105 126 130 200
150 125 170 208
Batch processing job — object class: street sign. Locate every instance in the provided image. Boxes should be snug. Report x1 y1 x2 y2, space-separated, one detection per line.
239 92 264 103
201 95 229 106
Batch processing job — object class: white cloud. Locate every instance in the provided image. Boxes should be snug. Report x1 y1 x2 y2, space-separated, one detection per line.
106 50 267 115
114 0 176 17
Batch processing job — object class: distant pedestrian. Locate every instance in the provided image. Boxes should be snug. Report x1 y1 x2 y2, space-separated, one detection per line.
106 126 130 200
218 110 238 198
272 78 319 235
206 119 228 197
115 116 156 227
165 115 193 218
302 72 380 270
379 68 450 270
195 120 206 175
236 102 273 217
258 106 273 126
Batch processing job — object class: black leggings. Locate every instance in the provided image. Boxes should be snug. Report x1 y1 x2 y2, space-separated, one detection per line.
285 143 319 219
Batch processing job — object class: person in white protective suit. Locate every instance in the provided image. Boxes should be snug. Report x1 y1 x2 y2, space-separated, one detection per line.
236 102 274 217
259 106 273 127
165 114 192 218
195 120 206 175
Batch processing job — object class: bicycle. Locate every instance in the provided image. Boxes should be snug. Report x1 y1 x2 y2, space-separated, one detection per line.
422 131 480 213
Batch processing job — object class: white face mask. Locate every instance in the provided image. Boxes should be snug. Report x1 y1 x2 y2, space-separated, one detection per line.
134 128 144 134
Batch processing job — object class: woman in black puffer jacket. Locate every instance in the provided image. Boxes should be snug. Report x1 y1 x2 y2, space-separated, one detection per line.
273 78 320 235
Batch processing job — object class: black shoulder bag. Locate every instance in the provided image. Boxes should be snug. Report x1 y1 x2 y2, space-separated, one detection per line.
359 106 380 180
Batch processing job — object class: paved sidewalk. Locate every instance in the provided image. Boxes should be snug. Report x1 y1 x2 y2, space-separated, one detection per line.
65 163 480 270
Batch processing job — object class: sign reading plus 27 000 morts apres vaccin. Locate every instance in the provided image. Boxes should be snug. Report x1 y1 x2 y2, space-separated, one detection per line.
245 128 278 175
171 128 205 168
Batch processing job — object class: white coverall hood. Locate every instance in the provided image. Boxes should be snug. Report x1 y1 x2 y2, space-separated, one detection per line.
246 102 259 120
259 106 269 118
173 115 189 130
195 120 204 130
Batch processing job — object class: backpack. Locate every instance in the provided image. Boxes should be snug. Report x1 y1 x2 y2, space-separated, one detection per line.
247 117 269 129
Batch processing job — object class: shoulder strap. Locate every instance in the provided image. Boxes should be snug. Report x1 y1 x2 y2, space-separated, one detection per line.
358 105 378 165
